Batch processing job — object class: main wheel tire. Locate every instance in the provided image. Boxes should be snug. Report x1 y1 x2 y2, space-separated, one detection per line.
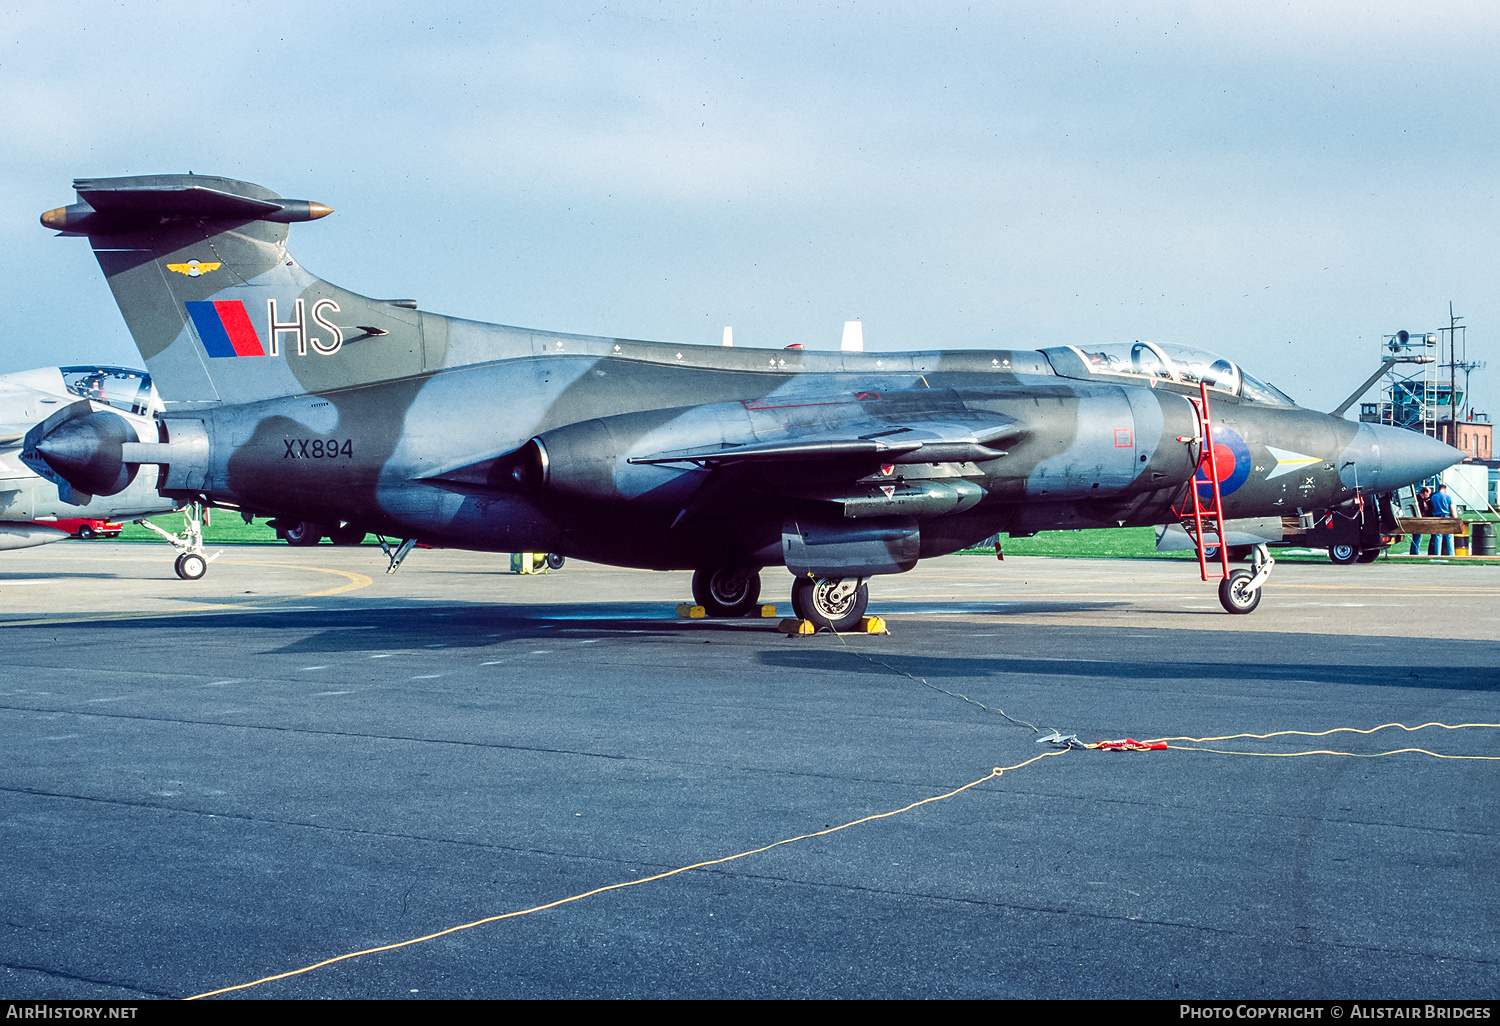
283 521 322 546
692 567 761 617
1328 542 1359 565
790 577 869 631
326 523 367 546
1356 548 1382 563
545 553 566 571
76 525 96 540
1201 544 1220 560
1217 569 1261 614
175 552 207 581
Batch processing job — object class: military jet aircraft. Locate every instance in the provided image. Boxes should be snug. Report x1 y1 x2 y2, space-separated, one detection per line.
26 174 1464 618
1 364 178 550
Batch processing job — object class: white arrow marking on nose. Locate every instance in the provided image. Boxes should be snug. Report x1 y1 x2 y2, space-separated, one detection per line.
1264 445 1320 481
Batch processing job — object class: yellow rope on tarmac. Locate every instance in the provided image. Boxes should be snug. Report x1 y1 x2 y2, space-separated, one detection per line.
1146 721 1500 744
185 749 1069 1000
1144 722 1500 761
1161 744 1500 761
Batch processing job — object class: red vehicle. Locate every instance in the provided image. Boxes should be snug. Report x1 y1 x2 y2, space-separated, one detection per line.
43 518 125 540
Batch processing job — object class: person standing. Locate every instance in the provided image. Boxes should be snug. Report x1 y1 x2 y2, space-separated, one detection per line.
1409 486 1433 554
1428 484 1455 556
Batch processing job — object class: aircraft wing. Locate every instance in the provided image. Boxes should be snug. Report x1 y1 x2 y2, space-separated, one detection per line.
626 395 1026 466
420 389 1027 534
624 429 1016 466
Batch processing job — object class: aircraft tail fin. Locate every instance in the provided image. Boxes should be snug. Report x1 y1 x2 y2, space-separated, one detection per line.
44 175 439 406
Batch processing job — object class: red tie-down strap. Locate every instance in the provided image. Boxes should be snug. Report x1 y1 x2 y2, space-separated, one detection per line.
1090 738 1168 752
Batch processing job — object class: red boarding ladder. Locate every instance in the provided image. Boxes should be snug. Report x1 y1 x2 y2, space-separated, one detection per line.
1174 381 1232 582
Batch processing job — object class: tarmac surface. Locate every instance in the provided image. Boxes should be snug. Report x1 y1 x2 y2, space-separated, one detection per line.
1 542 1496 999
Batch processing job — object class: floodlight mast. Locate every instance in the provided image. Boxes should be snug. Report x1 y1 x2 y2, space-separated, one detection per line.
1349 327 1440 432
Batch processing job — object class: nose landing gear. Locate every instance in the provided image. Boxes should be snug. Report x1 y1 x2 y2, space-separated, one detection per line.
1218 544 1274 614
1212 546 1272 609
133 501 219 580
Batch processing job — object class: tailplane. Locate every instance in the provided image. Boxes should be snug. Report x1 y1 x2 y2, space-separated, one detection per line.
44 175 438 406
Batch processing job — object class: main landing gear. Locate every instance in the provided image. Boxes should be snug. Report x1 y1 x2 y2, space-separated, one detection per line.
791 576 869 631
133 502 219 580
280 520 368 546
691 566 762 618
690 567 872 631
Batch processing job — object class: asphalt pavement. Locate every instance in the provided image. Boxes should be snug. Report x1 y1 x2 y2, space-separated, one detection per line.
1 543 1496 998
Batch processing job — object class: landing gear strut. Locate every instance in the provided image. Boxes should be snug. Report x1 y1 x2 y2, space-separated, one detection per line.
134 502 219 580
790 576 869 631
377 537 418 574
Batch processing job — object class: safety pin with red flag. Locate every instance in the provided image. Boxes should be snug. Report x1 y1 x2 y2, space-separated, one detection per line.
1090 738 1168 752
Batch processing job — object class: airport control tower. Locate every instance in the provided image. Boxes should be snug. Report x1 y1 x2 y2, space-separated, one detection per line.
1358 315 1491 462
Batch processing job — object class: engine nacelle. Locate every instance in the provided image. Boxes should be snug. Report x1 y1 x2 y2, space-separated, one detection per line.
524 411 709 504
524 419 618 501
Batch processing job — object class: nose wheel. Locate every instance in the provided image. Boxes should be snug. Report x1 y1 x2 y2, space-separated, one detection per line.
790 576 869 631
1217 544 1273 614
174 552 208 581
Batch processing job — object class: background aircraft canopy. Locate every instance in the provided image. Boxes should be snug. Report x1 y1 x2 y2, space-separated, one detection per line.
58 366 159 416
1043 342 1296 406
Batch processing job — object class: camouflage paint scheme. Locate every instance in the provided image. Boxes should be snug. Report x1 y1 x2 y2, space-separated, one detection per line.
28 175 1463 604
0 366 175 550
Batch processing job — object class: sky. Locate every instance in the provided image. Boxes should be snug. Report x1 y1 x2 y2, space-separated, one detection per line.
2 0 1496 416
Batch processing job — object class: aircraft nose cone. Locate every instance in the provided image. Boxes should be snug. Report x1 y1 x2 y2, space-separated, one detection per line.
1338 422 1466 492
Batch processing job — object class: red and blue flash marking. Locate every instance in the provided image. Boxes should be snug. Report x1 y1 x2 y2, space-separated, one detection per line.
1195 426 1252 498
185 301 266 358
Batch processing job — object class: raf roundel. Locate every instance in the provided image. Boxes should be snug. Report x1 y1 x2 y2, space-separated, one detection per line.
1194 426 1252 498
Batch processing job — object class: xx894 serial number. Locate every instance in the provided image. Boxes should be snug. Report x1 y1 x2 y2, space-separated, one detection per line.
283 438 354 459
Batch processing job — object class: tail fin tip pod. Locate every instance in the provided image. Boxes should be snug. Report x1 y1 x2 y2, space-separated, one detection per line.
39 174 395 407
41 175 331 234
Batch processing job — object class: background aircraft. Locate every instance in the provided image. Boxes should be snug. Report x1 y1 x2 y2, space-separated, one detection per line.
1 365 176 550
26 175 1463 619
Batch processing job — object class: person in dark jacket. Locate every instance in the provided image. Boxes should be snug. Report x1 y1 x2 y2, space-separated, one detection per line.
1409 486 1433 554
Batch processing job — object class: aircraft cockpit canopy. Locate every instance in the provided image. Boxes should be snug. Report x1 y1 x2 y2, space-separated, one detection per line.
59 366 159 416
1043 343 1296 406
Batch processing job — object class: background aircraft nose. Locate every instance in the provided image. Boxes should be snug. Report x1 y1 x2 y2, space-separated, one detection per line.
1338 421 1466 493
